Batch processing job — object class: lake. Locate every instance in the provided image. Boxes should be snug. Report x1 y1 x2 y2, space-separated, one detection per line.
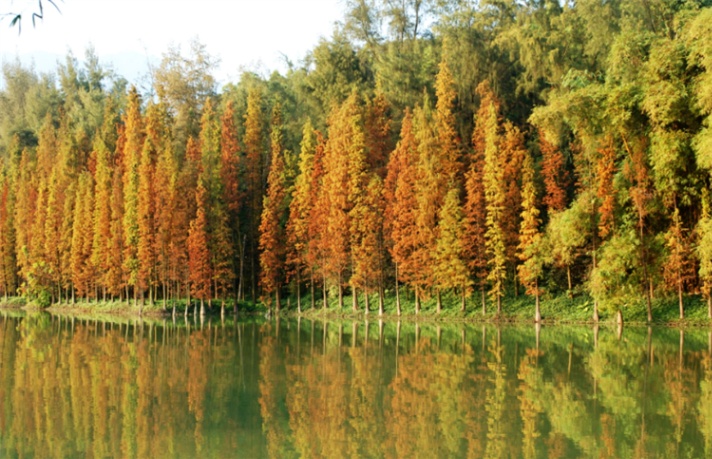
0 313 710 458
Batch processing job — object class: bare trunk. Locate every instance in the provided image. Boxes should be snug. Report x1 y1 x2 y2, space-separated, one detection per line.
310 271 315 310
238 234 246 301
534 279 541 323
322 273 327 309
481 286 486 316
461 286 466 313
378 287 384 316
275 288 281 314
352 286 358 312
296 269 302 314
395 263 401 316
678 277 684 320
338 272 343 310
414 287 420 315
567 265 572 298
365 292 370 315
436 290 442 314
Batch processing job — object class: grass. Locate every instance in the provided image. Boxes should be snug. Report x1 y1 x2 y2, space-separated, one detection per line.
276 288 712 327
2 289 711 327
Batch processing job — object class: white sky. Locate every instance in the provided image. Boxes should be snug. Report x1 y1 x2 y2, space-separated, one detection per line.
0 0 344 84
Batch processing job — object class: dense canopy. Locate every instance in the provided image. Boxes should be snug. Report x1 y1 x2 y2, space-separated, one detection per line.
2 0 712 321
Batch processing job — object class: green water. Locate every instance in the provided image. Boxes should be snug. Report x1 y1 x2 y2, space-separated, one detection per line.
0 314 711 458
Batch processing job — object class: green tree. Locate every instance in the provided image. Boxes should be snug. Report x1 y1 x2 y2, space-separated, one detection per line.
434 184 471 312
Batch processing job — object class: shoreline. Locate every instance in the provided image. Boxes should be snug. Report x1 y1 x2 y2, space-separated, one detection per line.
2 296 712 328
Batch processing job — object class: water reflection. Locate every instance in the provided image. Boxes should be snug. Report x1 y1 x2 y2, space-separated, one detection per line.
0 313 711 458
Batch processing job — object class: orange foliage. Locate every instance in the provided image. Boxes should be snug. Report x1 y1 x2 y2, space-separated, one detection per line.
596 139 616 239
540 133 567 214
188 182 211 301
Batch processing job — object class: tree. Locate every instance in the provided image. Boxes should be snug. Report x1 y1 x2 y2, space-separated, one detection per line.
259 106 288 311
517 151 544 321
596 138 617 240
70 173 94 299
91 98 119 300
321 92 364 309
219 100 243 301
364 91 392 177
434 60 461 182
188 182 211 315
500 122 526 293
433 184 471 312
153 39 218 155
122 87 143 305
411 102 439 313
0 179 16 298
350 174 386 313
624 136 655 322
664 208 695 320
546 193 593 298
286 120 317 313
479 83 507 315
137 103 160 305
384 109 418 316
539 132 567 215
152 102 177 309
306 132 329 309
243 87 266 303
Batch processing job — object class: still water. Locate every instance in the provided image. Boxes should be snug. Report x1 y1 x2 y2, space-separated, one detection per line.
0 313 711 458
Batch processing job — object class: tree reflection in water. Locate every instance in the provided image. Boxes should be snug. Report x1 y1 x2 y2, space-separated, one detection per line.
0 314 711 458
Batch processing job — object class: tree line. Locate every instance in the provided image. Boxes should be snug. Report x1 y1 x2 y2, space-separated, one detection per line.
2 1 712 321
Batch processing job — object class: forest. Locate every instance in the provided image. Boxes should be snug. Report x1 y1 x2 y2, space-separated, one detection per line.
2 0 712 322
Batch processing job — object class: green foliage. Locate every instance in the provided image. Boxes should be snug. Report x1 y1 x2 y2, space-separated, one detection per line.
589 228 641 313
4 1 712 321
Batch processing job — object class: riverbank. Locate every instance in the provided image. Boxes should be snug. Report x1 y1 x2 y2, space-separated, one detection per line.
2 291 711 327
276 291 712 327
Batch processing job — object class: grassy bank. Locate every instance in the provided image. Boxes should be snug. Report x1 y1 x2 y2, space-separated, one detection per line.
275 290 712 327
2 291 711 326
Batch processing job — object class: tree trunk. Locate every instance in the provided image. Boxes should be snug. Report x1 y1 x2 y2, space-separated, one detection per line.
322 273 328 310
395 263 401 316
481 286 486 316
496 294 502 317
436 290 442 314
678 276 684 320
296 269 302 314
200 297 205 317
310 270 315 310
708 294 711 320
414 287 420 315
238 234 246 301
534 280 541 323
567 265 572 298
364 291 370 315
461 286 466 313
338 273 344 310
352 286 358 312
378 287 384 316
276 288 281 314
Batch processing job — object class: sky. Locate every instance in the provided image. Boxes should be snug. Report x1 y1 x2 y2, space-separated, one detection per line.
0 0 344 85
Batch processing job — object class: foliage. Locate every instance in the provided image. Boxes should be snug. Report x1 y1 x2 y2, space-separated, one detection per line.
2 3 712 321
